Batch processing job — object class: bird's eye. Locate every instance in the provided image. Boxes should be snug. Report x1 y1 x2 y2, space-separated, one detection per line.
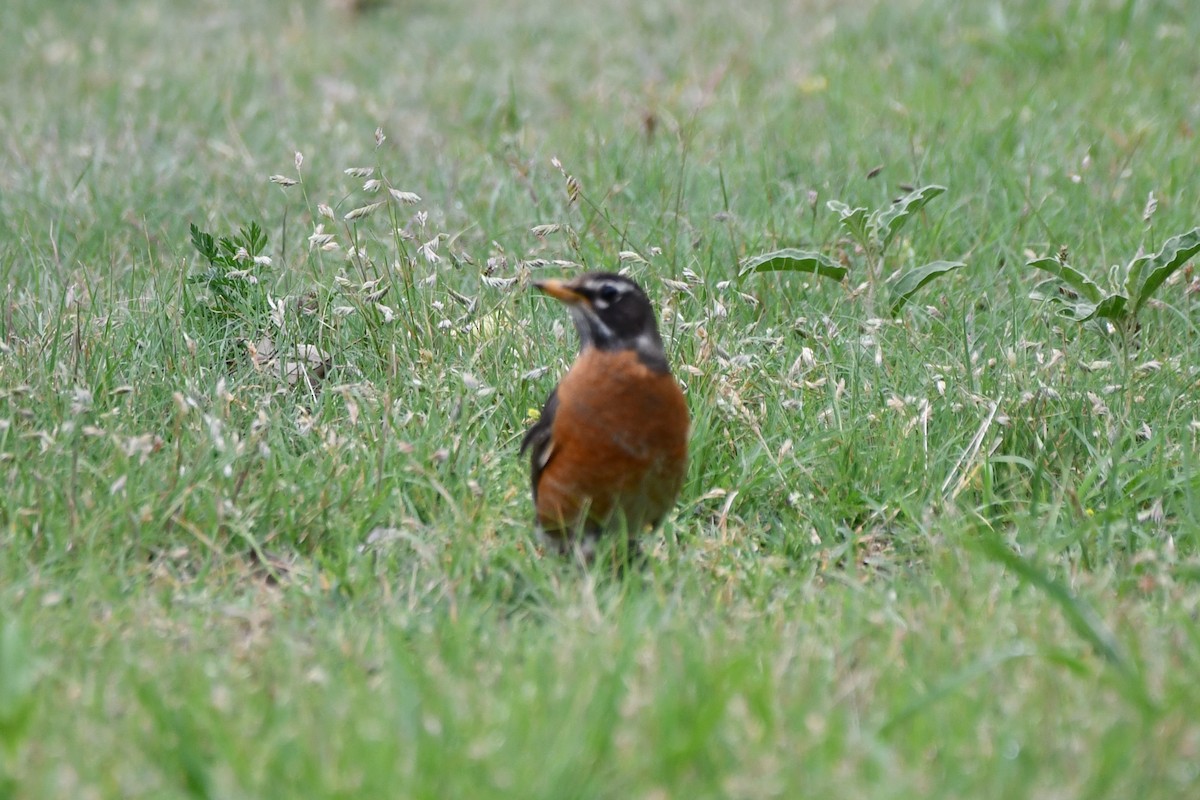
597 283 620 304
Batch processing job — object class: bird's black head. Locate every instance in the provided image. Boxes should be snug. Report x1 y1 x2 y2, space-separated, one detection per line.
533 272 669 372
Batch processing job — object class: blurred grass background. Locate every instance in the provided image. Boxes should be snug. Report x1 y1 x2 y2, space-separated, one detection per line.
1 0 1199 797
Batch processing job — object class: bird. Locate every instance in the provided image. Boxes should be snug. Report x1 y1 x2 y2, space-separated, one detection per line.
521 272 690 561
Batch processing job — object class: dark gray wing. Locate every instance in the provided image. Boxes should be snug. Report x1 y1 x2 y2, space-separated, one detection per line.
520 388 559 502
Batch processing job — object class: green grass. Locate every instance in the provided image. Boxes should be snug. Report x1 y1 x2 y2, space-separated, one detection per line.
3 0 1200 796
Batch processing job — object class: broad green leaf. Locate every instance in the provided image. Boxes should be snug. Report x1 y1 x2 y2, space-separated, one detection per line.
1028 280 1101 322
739 248 848 282
1026 256 1105 304
1126 227 1200 315
1085 293 1128 321
826 201 871 247
871 184 946 250
1053 302 1099 322
886 259 965 313
1031 294 1127 324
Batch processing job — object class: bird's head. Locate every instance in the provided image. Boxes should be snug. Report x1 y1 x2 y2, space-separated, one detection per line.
533 272 669 371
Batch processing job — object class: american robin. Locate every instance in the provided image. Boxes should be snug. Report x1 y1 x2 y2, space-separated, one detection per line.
521 272 690 559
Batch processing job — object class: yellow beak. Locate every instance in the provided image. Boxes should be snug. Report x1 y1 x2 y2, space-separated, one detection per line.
533 279 587 305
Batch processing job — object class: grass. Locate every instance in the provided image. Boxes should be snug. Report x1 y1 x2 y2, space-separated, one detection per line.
2 0 1200 796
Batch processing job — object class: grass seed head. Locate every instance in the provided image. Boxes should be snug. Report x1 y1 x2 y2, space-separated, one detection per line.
389 189 421 205
344 201 384 221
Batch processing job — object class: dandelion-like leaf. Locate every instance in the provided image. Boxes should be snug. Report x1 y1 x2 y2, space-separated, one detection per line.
1026 256 1106 304
872 185 946 250
1126 227 1200 315
739 248 847 282
886 260 965 313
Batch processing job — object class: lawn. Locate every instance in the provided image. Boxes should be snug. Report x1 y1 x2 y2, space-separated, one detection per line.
2 0 1199 797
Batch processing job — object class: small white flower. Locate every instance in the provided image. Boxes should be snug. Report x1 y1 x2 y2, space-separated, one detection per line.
344 167 374 178
363 179 383 193
269 174 298 186
294 151 304 170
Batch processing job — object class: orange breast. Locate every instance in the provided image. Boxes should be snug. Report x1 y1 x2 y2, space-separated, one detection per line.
535 349 689 536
